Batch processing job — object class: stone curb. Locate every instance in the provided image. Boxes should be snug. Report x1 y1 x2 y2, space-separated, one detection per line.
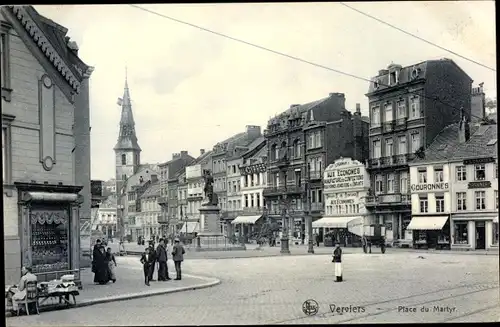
6 277 221 318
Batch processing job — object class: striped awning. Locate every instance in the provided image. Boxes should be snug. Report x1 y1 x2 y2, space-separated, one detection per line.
231 215 262 225
180 222 200 234
407 216 449 230
312 216 360 228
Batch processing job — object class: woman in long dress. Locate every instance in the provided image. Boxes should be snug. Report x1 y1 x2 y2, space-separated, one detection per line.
93 246 109 284
106 247 117 283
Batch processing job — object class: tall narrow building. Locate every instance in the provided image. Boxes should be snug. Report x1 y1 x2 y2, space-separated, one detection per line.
114 73 141 196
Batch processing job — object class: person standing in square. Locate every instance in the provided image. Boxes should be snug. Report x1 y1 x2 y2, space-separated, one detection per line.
171 238 185 280
156 238 170 281
332 242 343 282
140 247 155 286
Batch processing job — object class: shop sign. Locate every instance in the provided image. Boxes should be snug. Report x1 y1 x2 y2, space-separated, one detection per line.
463 157 495 165
324 166 365 190
330 198 356 205
468 181 491 189
410 182 449 193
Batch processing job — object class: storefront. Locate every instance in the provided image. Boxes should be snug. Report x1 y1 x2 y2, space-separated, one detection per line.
450 213 498 251
16 182 82 282
406 215 451 249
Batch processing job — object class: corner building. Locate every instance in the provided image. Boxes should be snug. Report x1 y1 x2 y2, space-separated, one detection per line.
365 59 473 246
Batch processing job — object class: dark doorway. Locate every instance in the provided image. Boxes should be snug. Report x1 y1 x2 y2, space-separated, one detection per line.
476 222 486 250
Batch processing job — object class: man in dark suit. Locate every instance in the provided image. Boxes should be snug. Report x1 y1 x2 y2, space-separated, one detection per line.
156 238 170 281
171 238 185 280
140 247 155 286
147 241 157 281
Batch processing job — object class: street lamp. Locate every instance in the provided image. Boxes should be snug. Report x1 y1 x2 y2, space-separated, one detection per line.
280 193 291 254
305 165 315 254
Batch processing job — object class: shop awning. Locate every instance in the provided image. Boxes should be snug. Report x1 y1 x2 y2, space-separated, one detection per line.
312 216 360 228
180 222 200 234
231 215 262 225
407 216 449 230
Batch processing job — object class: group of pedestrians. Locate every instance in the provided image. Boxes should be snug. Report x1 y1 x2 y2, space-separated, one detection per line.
92 239 117 285
140 237 185 286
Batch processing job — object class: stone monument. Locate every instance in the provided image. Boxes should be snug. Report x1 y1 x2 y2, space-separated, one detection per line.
195 170 245 251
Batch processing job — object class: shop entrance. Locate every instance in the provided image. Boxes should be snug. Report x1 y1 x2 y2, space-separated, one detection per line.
476 222 486 250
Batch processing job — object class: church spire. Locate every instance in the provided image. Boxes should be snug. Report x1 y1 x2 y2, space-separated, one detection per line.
114 69 141 152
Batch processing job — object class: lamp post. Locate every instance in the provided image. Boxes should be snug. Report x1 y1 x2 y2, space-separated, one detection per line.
280 193 291 254
305 165 314 254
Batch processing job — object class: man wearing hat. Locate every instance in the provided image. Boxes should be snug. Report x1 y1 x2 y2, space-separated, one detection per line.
147 240 157 281
171 238 185 280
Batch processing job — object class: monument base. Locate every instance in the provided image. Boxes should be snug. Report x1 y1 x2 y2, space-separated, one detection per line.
195 234 246 252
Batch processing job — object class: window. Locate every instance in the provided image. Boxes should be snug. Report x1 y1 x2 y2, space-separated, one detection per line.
390 71 397 85
256 193 260 207
475 191 486 210
418 169 427 183
435 195 445 213
387 174 395 193
385 139 393 157
315 132 322 148
434 168 444 183
318 190 322 203
411 133 420 152
398 136 407 155
293 139 300 158
311 190 316 203
271 144 277 161
121 154 126 165
397 100 406 118
495 190 498 209
410 96 420 119
419 196 428 213
1 25 12 101
275 173 279 187
308 133 315 149
371 106 380 126
474 164 486 181
373 140 381 158
456 166 467 181
375 175 383 194
250 194 254 207
494 222 499 245
454 222 468 244
237 180 241 191
400 172 408 194
384 103 393 122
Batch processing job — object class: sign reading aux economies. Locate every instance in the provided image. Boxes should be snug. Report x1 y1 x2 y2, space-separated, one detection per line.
324 158 366 190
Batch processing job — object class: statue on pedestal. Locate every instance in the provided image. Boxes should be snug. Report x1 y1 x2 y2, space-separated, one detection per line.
202 170 218 206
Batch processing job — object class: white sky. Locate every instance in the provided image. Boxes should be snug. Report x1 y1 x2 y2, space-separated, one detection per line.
34 2 497 180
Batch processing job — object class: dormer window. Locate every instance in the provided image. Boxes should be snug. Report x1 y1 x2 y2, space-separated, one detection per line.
411 67 420 80
373 79 380 89
390 71 398 85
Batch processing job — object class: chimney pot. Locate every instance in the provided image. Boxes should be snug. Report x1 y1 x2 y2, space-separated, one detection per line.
356 103 361 113
200 149 205 155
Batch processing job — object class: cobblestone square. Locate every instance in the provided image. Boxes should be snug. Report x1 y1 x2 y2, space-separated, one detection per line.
7 251 499 326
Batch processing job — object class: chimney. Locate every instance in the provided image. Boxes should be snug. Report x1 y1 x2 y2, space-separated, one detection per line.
151 174 158 183
355 103 361 116
458 107 470 143
180 150 188 157
290 104 300 108
172 153 180 159
200 149 205 155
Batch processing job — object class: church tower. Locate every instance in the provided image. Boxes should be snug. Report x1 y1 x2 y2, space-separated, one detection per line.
114 70 141 194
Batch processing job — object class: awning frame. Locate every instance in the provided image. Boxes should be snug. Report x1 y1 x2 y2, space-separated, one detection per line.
312 216 361 229
407 216 449 231
231 215 262 225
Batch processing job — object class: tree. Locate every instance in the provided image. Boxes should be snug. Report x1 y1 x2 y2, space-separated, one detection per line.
485 97 497 114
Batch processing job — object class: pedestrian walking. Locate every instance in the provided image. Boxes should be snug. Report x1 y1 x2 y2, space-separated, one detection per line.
106 247 117 283
140 247 155 286
171 238 185 280
315 233 320 247
156 238 171 281
94 246 110 285
332 242 343 282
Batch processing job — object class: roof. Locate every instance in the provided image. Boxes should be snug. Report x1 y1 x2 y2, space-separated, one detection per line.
140 182 160 199
269 97 329 124
241 137 266 159
192 150 213 165
450 124 497 161
114 78 141 151
411 122 495 164
5 6 93 91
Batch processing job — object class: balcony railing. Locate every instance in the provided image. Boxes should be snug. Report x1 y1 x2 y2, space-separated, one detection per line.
309 171 322 180
364 193 411 206
310 203 324 211
242 207 266 215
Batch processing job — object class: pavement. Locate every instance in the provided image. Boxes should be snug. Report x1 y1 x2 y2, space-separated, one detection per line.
5 261 219 317
110 241 499 259
7 251 499 326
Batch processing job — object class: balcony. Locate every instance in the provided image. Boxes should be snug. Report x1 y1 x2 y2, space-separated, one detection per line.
263 184 305 197
158 196 168 205
310 202 324 212
178 198 187 205
242 207 266 215
309 171 323 181
276 156 290 168
394 118 408 130
364 193 411 207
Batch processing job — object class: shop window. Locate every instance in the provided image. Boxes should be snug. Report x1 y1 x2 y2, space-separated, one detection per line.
456 192 467 211
434 168 444 183
493 222 499 245
31 208 71 273
495 190 498 210
456 165 467 181
475 191 486 210
453 222 468 244
474 164 486 181
435 195 445 213
419 196 428 213
418 169 427 183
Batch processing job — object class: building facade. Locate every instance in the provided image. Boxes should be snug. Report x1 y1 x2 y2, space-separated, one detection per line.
264 93 365 244
2 6 93 284
409 120 498 250
365 60 473 246
185 149 212 233
137 182 161 240
95 207 118 239
313 158 371 246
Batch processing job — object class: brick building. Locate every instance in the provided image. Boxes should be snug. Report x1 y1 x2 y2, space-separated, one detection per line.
364 59 473 246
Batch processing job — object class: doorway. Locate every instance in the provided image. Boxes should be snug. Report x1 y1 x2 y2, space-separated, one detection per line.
476 222 486 250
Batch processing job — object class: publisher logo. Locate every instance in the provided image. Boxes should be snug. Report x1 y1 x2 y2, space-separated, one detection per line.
302 299 319 316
